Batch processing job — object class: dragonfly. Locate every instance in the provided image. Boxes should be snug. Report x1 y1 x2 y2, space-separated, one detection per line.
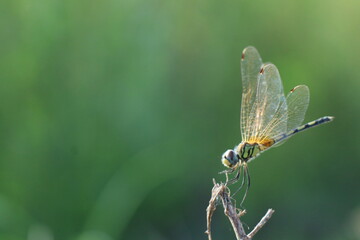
221 46 334 205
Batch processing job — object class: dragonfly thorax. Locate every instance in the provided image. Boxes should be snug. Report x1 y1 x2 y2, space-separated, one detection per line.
236 142 261 162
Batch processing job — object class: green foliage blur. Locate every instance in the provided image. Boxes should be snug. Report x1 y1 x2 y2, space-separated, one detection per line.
0 0 359 239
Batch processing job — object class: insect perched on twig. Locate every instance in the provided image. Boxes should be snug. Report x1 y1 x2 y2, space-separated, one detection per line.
221 46 334 205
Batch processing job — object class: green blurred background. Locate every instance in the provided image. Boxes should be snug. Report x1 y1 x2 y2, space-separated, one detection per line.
0 0 359 239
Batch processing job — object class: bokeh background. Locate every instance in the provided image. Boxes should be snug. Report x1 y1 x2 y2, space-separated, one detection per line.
0 0 359 240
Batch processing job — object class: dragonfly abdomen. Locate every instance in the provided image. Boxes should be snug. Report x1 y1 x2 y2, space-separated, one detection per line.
274 116 334 143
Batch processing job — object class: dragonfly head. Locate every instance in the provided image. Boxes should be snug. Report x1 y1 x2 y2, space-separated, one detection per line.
221 149 239 168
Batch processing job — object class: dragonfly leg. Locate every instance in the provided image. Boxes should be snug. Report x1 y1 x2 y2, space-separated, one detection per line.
219 168 235 175
226 168 242 185
239 164 251 208
231 166 246 196
219 168 235 183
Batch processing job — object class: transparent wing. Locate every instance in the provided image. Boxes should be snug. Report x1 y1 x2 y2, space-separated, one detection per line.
255 85 310 144
246 63 287 142
285 85 309 131
240 47 263 140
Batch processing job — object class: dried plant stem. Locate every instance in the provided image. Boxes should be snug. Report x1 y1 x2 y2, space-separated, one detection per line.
248 209 274 238
205 179 274 240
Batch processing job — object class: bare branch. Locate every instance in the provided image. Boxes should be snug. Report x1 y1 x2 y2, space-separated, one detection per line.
205 179 222 240
219 184 249 240
206 180 274 240
248 209 275 238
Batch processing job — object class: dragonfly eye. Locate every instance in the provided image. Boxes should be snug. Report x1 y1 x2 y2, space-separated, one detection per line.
221 150 239 168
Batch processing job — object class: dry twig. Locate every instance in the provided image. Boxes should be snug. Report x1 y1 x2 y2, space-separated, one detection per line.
205 179 274 240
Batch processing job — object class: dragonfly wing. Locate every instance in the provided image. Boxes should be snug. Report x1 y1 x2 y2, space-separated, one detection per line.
247 63 287 142
270 85 310 146
240 47 263 140
285 85 310 131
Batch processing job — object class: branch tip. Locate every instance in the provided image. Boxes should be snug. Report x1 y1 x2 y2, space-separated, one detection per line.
206 180 275 240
